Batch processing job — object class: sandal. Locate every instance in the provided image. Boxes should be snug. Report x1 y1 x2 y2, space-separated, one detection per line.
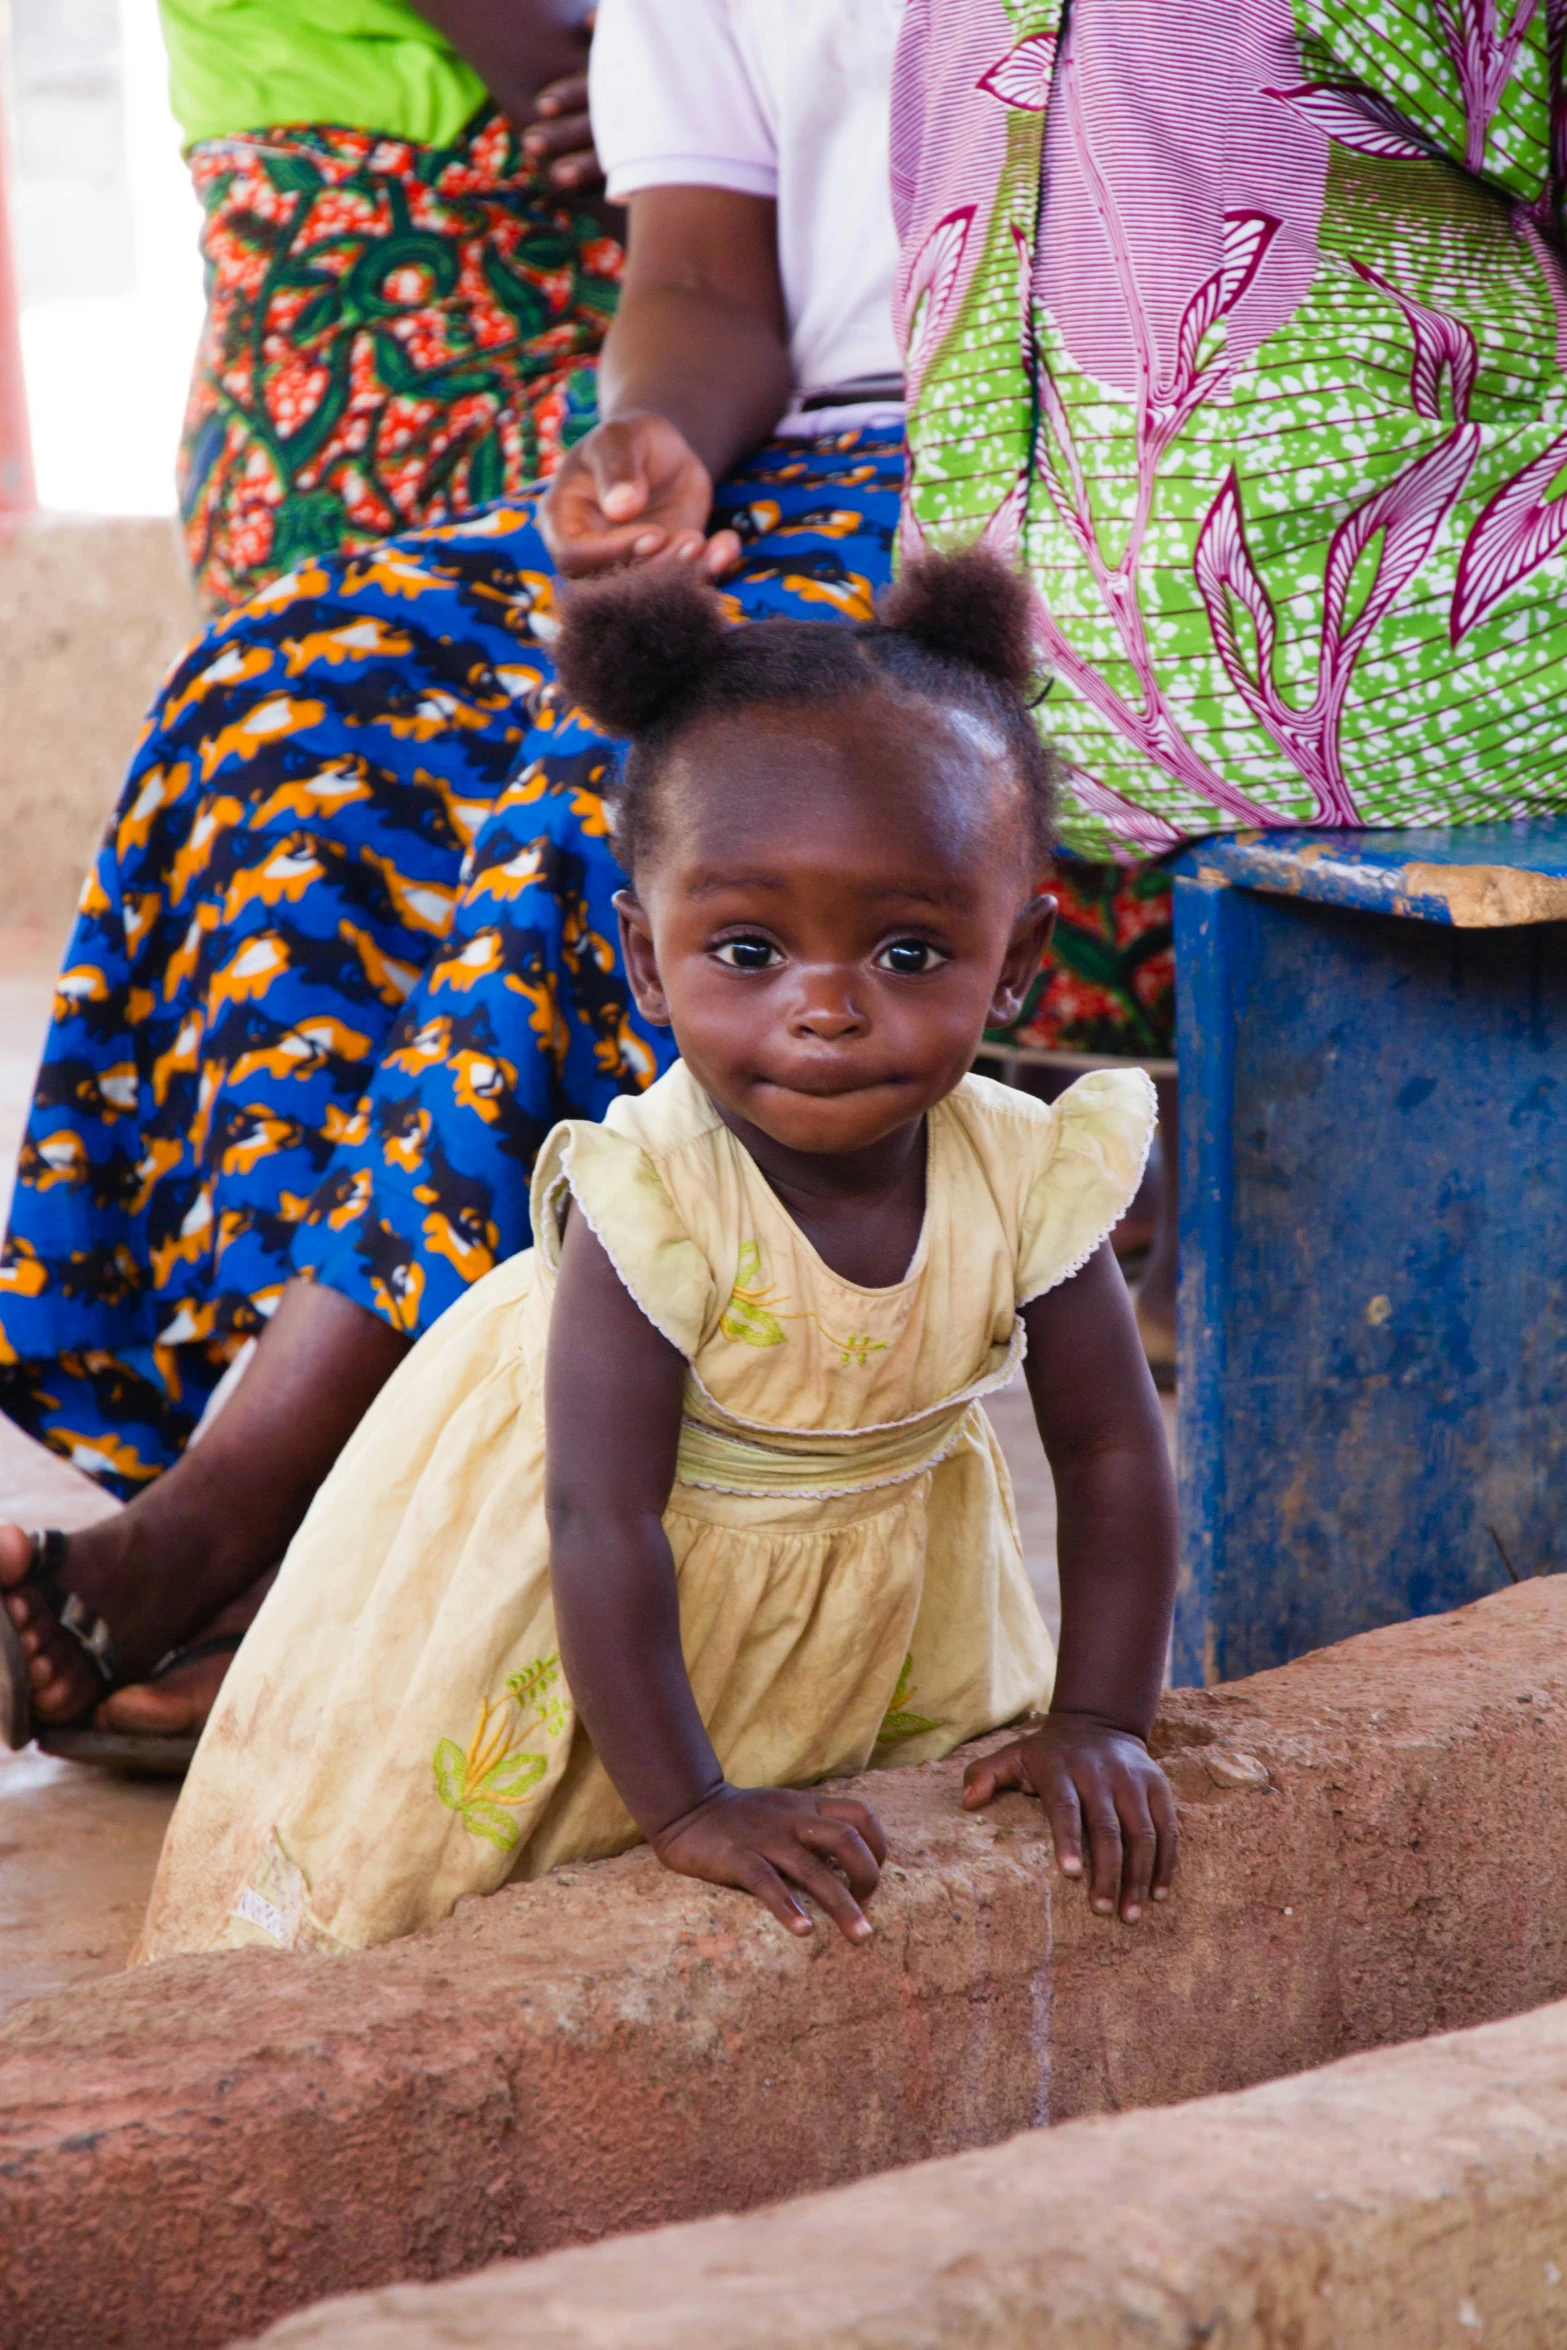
0 1530 117 1752
37 1632 246 1778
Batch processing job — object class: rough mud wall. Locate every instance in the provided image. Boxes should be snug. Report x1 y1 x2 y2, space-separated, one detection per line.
4 1579 1567 2350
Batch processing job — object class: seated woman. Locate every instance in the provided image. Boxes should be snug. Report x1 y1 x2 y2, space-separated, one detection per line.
161 0 620 611
893 3 1567 858
0 0 909 1754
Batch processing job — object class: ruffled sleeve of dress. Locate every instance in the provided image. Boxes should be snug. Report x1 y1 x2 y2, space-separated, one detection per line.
1012 1065 1157 1306
529 1117 717 1362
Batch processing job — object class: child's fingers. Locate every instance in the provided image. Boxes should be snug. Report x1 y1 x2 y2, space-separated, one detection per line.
1081 1793 1125 1916
961 1745 1027 1809
701 527 744 579
796 1811 882 1904
1039 1773 1085 1881
1115 1789 1159 1922
730 1850 815 1937
817 1794 889 1866
774 1840 873 1943
1149 1770 1180 1901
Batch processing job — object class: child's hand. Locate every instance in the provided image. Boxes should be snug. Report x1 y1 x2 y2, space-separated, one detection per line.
962 1711 1178 1924
650 1784 887 1943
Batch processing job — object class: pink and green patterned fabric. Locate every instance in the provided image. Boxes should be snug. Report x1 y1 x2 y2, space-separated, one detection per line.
892 0 1567 854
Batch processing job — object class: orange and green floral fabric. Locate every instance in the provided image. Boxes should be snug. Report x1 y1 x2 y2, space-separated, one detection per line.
179 110 617 610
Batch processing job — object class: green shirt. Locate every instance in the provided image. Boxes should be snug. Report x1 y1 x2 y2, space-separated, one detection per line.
158 0 487 150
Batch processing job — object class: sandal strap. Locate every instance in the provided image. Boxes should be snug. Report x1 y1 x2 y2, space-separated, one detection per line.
27 1530 118 1687
148 1630 246 1680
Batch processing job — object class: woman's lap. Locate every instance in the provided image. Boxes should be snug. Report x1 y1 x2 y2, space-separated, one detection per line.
179 113 617 614
0 428 904 1493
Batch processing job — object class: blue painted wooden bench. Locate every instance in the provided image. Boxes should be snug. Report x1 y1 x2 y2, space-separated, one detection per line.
1172 820 1567 1686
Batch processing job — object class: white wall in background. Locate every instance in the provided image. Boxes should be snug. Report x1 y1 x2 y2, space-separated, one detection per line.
18 0 203 515
9 0 133 304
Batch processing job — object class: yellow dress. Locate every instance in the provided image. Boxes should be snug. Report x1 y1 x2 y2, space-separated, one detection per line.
135 1062 1155 1961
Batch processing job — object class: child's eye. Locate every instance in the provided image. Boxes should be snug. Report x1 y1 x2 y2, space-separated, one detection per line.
713 937 781 971
876 939 948 976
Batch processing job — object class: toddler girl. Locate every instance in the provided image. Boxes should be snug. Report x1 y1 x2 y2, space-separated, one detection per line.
135 549 1179 1961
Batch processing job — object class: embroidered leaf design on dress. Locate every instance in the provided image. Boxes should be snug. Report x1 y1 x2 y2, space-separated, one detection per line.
480 1751 549 1802
720 1239 788 1347
876 1655 941 1745
506 1653 561 1707
462 1798 526 1851
720 1241 891 1364
432 1738 467 1810
434 1653 566 1847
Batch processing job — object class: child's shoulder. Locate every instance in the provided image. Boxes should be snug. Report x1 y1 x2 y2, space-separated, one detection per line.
943 1064 1157 1155
600 1059 725 1163
959 1066 1156 1301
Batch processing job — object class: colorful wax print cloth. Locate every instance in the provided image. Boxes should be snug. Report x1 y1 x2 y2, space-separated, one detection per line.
157 0 487 151
0 428 903 1499
893 0 1567 856
994 855 1175 1059
179 110 617 611
134 1062 1152 1960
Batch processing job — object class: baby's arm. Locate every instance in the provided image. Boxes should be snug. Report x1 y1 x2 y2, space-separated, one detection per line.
963 1240 1179 1924
545 1207 885 1941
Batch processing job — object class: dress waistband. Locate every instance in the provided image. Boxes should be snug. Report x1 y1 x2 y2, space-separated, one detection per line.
673 1327 1023 1500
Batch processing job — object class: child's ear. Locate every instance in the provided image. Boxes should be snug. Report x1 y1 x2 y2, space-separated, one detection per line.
614 889 672 1027
987 892 1056 1029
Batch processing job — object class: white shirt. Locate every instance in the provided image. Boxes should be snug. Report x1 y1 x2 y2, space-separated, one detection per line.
589 0 905 435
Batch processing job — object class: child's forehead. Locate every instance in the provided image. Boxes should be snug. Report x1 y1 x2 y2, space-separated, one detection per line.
660 692 1022 851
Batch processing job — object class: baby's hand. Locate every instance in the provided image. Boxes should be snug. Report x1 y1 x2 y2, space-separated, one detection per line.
962 1711 1178 1924
650 1784 887 1943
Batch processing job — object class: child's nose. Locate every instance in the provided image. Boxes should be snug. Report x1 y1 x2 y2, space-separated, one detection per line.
795 997 865 1041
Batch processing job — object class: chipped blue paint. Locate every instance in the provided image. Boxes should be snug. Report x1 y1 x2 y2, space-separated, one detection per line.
1188 821 1567 926
1172 833 1567 1687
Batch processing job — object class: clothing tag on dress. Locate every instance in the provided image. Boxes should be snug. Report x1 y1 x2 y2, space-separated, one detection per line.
231 1827 313 1950
233 1884 290 1946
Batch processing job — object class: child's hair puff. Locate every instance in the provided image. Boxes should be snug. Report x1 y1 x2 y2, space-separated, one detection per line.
554 547 1054 875
552 560 729 739
877 546 1037 696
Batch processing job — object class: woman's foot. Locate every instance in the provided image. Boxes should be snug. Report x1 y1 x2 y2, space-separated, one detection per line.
0 1279 409 1729
91 1573 276 1737
0 1508 263 1727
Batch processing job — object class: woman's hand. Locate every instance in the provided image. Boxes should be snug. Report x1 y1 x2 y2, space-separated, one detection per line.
537 412 743 578
651 1783 888 1942
962 1711 1178 1924
522 67 601 193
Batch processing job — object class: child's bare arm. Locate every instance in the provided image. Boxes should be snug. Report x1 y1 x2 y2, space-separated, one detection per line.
963 1241 1179 1924
545 1208 885 1940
